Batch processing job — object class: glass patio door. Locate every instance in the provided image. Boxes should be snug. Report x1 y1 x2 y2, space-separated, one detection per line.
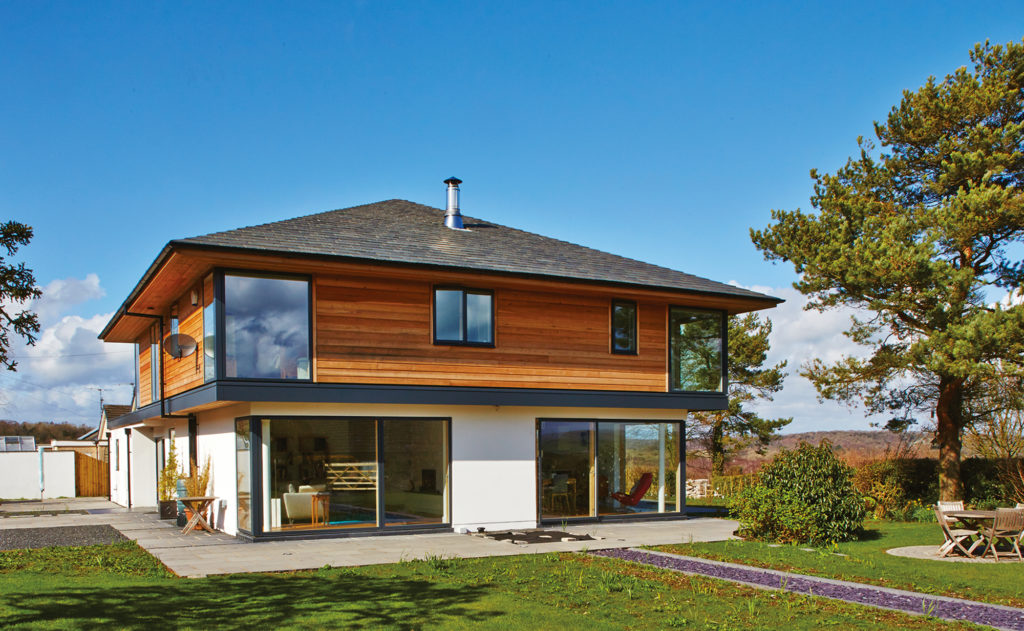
538 421 593 519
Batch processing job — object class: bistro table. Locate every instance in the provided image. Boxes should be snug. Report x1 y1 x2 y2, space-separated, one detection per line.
179 496 217 534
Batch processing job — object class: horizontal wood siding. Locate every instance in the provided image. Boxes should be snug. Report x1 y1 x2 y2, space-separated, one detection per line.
315 273 668 391
137 337 152 407
163 281 205 398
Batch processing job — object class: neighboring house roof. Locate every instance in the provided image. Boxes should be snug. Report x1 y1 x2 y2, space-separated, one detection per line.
82 403 132 438
175 199 779 303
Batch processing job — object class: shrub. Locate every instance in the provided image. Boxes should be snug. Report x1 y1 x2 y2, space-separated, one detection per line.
731 441 866 544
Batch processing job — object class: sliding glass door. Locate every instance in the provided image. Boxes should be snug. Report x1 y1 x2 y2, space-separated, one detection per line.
538 421 594 519
538 419 681 521
241 416 450 535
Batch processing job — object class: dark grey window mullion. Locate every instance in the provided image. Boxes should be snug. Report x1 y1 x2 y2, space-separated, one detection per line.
249 417 263 537
376 419 384 529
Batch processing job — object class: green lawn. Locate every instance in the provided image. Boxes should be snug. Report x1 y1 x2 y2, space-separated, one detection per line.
654 521 1024 608
0 542 984 630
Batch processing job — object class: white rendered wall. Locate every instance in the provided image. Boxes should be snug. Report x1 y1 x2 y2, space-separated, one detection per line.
197 404 247 533
130 428 157 508
0 451 75 499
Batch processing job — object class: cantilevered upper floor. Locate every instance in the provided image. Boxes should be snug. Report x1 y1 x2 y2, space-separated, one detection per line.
99 193 780 426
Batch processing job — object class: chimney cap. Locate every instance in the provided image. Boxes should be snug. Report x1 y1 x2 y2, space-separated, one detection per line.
444 177 462 186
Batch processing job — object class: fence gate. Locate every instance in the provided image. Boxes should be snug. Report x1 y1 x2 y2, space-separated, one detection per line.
74 452 109 497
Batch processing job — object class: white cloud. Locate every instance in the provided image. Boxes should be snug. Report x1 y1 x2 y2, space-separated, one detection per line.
29 274 105 326
731 283 886 433
2 275 133 426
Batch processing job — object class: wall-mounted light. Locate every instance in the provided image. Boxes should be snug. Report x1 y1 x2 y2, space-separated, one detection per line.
190 289 199 306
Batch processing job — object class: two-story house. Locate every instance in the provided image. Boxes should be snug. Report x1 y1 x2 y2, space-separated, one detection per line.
100 179 780 540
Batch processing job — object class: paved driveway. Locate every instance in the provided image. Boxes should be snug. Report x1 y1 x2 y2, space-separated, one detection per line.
1 498 738 578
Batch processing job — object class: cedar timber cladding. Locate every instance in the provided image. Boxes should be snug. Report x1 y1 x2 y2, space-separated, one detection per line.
137 337 152 407
162 284 205 397
315 272 669 391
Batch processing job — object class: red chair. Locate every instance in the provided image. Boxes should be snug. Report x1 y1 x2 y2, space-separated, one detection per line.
611 473 654 507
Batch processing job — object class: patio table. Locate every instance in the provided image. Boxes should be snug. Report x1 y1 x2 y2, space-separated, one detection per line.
179 496 217 534
945 510 997 531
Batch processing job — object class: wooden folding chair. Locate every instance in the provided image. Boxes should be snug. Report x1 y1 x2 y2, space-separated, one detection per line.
934 506 978 557
977 508 1024 561
937 501 964 526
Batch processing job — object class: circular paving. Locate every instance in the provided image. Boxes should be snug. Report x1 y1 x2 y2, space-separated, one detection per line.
886 545 1022 563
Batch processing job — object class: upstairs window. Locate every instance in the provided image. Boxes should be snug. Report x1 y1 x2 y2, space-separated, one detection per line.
611 300 637 354
669 307 725 392
434 288 494 346
224 273 311 380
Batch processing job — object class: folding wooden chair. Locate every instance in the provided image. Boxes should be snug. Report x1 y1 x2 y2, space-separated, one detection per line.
934 506 978 557
937 501 964 526
976 508 1024 561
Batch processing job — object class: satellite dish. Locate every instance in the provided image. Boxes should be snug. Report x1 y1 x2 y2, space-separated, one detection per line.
163 333 197 359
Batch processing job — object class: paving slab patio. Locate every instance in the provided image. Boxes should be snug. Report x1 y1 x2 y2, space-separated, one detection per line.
1 498 740 578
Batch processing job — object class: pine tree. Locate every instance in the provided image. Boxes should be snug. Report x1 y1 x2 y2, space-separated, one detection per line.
690 313 790 476
751 40 1024 500
0 221 41 370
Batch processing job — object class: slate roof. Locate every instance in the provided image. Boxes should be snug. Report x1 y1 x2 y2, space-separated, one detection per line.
174 199 779 303
103 404 132 420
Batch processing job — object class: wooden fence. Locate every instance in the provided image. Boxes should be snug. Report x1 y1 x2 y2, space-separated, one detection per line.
74 451 109 497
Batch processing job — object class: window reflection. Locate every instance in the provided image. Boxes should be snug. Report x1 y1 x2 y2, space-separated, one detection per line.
669 308 724 392
224 274 310 380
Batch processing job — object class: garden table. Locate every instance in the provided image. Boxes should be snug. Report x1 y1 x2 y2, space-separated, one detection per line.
945 510 997 531
179 496 217 534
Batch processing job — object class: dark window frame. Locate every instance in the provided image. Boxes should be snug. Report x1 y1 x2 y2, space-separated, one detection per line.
432 286 496 347
610 299 638 355
667 306 728 394
215 268 314 383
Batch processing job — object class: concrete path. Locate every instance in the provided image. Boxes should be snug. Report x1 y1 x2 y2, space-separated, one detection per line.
1 498 738 578
888 544 1022 563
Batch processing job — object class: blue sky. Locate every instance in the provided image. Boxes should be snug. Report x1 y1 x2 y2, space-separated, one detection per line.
2 1 1022 431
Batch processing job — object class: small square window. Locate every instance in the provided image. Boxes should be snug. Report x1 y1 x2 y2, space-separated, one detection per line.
434 288 494 345
611 300 637 354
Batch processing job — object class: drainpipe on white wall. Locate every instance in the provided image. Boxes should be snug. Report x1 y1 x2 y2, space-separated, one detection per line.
38 446 45 500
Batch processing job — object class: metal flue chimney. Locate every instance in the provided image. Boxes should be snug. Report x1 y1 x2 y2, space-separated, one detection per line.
444 177 463 229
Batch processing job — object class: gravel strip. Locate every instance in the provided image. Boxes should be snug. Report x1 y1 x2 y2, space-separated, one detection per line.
593 548 1024 631
0 525 129 550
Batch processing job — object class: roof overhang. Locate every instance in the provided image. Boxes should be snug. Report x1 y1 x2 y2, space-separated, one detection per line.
100 241 782 342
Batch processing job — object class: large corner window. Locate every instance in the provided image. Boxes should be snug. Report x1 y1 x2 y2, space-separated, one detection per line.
224 273 311 380
611 300 637 354
433 288 493 345
669 307 725 392
203 281 216 383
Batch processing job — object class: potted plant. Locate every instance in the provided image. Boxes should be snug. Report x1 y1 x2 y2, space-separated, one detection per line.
180 455 212 530
157 443 182 520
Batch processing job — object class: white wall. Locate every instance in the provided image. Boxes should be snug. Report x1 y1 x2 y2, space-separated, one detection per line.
0 451 76 499
197 404 248 534
130 428 157 507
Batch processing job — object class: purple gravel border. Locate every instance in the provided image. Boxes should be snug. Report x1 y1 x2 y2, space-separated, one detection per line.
593 548 1024 631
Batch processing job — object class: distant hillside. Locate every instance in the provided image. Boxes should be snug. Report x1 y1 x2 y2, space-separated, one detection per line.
0 420 95 443
687 429 939 477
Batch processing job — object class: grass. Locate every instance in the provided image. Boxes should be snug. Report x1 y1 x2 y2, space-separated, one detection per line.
0 541 985 629
653 521 1024 608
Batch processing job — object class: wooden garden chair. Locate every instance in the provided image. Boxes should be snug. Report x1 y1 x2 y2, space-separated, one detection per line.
934 506 978 557
976 508 1024 561
937 501 964 526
